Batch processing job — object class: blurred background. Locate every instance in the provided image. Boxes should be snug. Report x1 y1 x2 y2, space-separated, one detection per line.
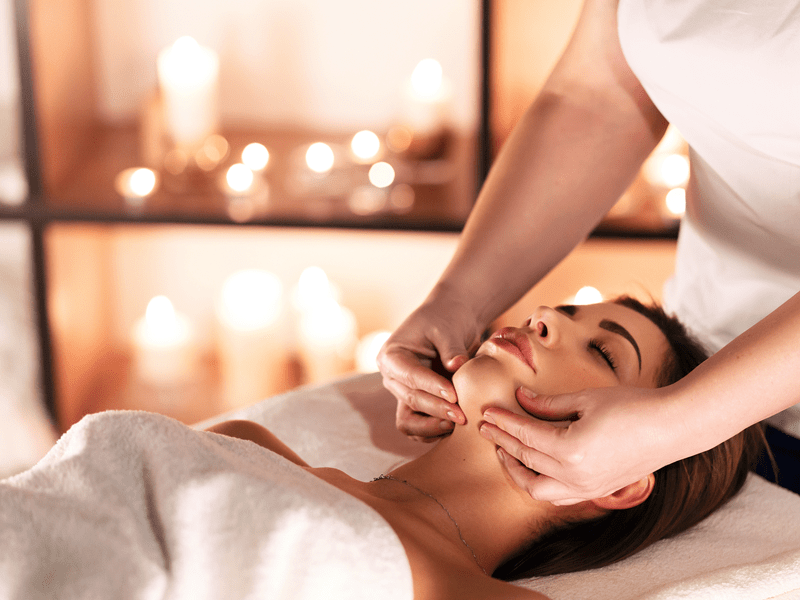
0 0 687 477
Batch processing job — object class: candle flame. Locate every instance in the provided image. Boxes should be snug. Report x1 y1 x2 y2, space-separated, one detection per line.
242 143 270 171
351 130 380 161
368 162 395 188
226 163 254 193
306 142 335 173
411 59 443 99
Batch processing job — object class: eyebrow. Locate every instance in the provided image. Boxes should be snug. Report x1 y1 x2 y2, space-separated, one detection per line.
599 319 642 373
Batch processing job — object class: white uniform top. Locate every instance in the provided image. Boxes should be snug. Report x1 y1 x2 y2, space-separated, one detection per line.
617 0 800 432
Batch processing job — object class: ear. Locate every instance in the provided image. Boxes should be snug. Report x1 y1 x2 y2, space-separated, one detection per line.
591 474 655 510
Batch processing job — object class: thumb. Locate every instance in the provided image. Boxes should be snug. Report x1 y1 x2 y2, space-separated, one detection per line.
515 387 580 422
442 352 469 372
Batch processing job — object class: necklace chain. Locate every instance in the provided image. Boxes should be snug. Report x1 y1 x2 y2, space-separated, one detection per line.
372 474 488 575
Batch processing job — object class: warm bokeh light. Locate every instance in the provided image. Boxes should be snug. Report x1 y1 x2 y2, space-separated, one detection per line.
351 130 380 161
573 286 603 305
386 126 413 153
368 162 395 188
389 183 415 212
143 295 182 344
665 187 687 216
219 269 283 331
299 298 357 350
306 142 335 173
129 168 157 197
226 163 254 193
242 143 270 171
195 134 229 171
660 154 690 188
115 168 158 200
294 266 339 313
411 58 443 98
356 330 391 373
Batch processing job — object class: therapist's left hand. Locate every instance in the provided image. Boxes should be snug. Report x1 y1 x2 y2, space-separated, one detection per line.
479 384 692 504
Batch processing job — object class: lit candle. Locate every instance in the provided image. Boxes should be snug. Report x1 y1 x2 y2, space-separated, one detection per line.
115 168 158 206
298 298 357 383
157 36 219 152
306 142 335 174
402 58 451 137
350 130 381 164
215 269 288 408
291 266 340 314
224 163 254 196
242 143 270 172
132 295 198 385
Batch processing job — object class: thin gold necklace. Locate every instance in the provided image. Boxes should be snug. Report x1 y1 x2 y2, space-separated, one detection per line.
372 473 488 575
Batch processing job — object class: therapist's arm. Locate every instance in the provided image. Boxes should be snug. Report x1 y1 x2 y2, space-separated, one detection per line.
378 0 668 440
481 290 800 504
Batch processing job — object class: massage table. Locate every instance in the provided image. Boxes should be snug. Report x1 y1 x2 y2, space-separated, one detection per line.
2 373 799 599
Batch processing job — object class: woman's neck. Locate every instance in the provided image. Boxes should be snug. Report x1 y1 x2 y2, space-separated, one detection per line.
379 417 558 575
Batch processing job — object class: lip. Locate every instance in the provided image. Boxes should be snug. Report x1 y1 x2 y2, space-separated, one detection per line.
489 327 536 372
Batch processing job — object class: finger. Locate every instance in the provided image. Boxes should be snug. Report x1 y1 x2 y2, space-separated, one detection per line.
496 447 585 505
479 421 563 478
383 377 466 425
396 401 455 441
379 348 458 403
443 353 469 373
482 407 570 458
515 387 582 421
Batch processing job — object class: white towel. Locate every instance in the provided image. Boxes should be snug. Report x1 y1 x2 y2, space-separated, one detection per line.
206 373 800 600
0 410 413 600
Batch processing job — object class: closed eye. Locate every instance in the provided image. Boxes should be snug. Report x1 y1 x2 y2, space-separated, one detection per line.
589 339 617 372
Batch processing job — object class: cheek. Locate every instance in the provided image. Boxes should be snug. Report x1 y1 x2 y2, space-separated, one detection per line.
531 355 617 395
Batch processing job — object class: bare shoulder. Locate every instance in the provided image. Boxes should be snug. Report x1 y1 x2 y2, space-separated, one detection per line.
205 419 310 467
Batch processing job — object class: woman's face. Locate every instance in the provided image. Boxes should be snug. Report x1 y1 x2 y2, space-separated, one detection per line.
453 302 669 419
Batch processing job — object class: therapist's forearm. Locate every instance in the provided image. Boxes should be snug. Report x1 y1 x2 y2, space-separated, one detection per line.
670 290 800 452
429 0 668 328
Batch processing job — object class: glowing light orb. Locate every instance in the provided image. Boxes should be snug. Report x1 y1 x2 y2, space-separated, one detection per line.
368 162 395 188
242 143 270 171
411 58 443 99
226 163 254 193
665 187 687 216
306 142 335 174
351 130 380 161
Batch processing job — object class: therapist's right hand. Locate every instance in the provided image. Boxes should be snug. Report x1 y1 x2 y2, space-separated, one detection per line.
377 300 478 441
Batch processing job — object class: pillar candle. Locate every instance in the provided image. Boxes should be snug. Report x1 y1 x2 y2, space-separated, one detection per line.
157 36 219 152
215 269 288 409
132 296 198 385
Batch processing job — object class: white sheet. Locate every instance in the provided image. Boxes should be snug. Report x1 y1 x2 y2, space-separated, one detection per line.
0 409 413 600
202 373 800 600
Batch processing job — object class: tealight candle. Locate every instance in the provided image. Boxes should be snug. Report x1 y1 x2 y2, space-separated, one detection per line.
132 295 198 385
157 36 219 152
115 168 158 206
215 269 289 408
242 143 270 172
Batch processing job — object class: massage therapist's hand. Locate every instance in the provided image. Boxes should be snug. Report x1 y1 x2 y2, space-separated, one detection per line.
377 298 481 442
480 385 688 504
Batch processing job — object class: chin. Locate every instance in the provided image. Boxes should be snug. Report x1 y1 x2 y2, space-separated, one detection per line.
453 355 526 424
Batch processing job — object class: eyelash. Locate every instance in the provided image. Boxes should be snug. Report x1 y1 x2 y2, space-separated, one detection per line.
589 339 617 371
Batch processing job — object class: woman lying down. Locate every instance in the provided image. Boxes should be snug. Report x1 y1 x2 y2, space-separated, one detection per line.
0 298 763 600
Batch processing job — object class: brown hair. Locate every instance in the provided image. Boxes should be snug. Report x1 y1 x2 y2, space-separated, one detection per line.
493 296 766 580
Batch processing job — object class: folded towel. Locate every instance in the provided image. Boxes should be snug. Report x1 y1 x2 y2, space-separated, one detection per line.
0 410 413 600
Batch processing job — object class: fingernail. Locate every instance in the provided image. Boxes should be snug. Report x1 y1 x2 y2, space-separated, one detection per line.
483 412 496 425
446 410 457 422
517 387 536 399
440 389 454 402
479 423 490 437
440 420 454 431
496 447 506 460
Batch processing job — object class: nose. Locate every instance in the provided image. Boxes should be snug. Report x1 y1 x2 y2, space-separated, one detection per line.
526 306 562 348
